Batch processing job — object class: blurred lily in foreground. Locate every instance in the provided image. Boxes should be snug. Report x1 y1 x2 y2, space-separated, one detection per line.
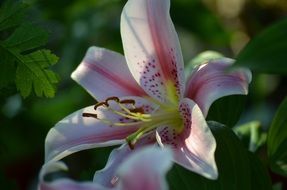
43 0 251 185
39 147 173 190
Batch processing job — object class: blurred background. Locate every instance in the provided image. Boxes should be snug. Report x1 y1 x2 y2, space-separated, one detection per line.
0 0 287 189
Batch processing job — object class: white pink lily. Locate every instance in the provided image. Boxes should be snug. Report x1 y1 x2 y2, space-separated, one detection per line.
39 147 173 190
43 0 251 187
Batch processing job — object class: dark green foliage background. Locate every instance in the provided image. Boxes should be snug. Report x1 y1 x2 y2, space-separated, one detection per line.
0 0 287 190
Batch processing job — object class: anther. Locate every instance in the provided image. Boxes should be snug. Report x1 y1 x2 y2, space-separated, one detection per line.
94 102 107 110
127 140 135 150
105 97 120 105
120 99 136 105
129 107 144 114
82 113 98 118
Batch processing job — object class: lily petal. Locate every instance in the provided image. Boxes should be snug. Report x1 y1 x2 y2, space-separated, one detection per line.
93 134 156 187
93 144 131 188
116 146 173 190
121 0 185 103
39 147 172 190
45 96 156 163
39 162 107 190
185 58 252 117
71 47 146 101
157 98 218 180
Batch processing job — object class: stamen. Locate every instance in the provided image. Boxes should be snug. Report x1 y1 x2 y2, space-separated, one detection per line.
83 96 183 149
94 102 107 110
92 97 148 121
117 103 136 114
116 104 149 120
105 96 120 105
99 119 142 126
126 123 159 149
82 113 98 118
126 128 146 149
120 99 135 105
113 121 143 126
125 115 183 149
84 112 143 126
117 103 151 119
129 107 144 113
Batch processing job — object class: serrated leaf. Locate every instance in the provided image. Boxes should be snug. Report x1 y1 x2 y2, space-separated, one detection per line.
3 23 48 52
167 122 272 190
267 97 287 177
0 1 59 98
15 50 59 98
15 62 33 98
234 18 287 74
0 0 27 31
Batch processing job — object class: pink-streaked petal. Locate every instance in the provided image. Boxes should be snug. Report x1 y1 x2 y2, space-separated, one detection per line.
116 146 173 190
38 162 108 190
39 147 172 190
40 180 107 190
71 47 146 101
45 106 132 163
45 96 157 163
185 58 252 117
157 98 218 180
121 0 185 103
93 134 156 188
93 144 131 188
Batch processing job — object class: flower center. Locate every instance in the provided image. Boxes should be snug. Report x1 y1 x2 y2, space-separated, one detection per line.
82 96 183 149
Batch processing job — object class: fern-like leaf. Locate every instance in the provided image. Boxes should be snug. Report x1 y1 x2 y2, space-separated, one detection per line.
0 0 27 31
0 1 59 98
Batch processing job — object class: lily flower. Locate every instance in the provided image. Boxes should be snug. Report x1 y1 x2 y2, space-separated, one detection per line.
44 0 251 186
39 146 173 190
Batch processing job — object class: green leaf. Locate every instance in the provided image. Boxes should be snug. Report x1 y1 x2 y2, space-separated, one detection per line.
248 152 272 190
267 97 287 177
0 51 15 89
3 23 48 51
206 95 246 127
15 50 59 98
234 18 287 74
272 183 283 190
234 121 267 152
0 1 59 98
167 122 272 190
0 0 28 31
0 85 16 98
